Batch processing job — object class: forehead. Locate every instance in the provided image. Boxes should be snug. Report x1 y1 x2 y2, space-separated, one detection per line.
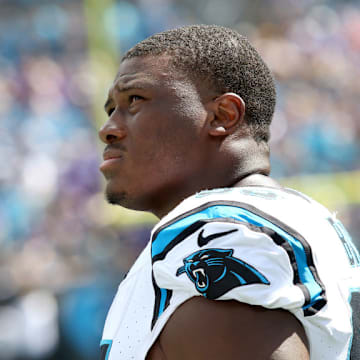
113 55 187 89
105 55 218 107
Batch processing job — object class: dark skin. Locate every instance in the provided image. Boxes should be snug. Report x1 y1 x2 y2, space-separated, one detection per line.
99 55 310 359
147 298 309 360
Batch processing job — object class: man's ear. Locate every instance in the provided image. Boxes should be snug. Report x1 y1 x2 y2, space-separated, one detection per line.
206 93 246 137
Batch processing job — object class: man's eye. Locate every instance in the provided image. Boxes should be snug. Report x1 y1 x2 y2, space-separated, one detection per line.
107 108 115 116
129 95 143 103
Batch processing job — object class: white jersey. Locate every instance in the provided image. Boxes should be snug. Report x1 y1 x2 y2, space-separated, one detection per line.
100 186 360 360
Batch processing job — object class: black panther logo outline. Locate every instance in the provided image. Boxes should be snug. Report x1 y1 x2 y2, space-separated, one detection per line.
176 248 270 299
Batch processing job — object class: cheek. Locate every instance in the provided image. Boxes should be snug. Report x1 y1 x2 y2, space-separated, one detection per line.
157 110 205 156
127 98 207 178
132 121 196 164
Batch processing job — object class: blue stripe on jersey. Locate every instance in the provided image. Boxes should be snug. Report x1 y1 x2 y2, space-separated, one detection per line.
159 288 168 316
151 271 173 329
151 202 324 313
152 209 215 257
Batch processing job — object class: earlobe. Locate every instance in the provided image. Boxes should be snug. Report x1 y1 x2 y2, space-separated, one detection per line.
208 93 246 137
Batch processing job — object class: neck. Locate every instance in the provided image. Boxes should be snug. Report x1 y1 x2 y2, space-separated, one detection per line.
231 173 280 188
152 172 280 220
152 140 277 219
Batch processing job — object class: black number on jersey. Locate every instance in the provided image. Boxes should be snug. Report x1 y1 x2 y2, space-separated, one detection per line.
350 292 360 360
100 340 112 360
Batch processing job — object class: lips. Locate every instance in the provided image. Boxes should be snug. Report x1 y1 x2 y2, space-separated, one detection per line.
103 148 124 161
100 149 124 172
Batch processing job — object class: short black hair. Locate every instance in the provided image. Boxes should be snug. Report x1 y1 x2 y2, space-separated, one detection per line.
123 24 276 142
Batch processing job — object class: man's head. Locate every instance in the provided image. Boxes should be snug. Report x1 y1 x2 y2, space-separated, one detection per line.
123 24 276 143
99 25 277 217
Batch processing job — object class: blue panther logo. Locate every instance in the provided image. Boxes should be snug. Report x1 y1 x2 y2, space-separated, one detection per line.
176 248 270 299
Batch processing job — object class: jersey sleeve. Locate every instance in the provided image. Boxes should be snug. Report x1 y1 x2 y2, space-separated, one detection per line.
150 201 326 329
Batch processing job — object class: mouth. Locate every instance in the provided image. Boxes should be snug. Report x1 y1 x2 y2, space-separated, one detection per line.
193 268 207 288
100 147 125 173
99 156 123 173
103 150 123 161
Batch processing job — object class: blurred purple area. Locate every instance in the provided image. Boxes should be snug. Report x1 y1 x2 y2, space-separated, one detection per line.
0 0 359 359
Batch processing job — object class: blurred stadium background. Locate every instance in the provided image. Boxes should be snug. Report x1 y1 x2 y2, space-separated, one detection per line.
0 0 359 358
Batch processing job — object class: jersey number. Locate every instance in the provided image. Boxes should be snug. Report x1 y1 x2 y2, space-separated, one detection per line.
100 340 112 360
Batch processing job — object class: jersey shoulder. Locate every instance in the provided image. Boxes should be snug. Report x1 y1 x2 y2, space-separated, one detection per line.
153 186 334 241
149 187 357 360
150 187 332 326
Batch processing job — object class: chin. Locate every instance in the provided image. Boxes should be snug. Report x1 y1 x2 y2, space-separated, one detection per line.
105 188 147 212
105 189 127 206
105 181 159 212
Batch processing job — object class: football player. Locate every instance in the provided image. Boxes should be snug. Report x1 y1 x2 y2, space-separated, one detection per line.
99 25 359 360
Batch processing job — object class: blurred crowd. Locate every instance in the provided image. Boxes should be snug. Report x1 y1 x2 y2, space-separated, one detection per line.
0 0 359 359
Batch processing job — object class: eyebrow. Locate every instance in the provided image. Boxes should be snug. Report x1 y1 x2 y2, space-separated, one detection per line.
104 79 156 111
114 79 155 92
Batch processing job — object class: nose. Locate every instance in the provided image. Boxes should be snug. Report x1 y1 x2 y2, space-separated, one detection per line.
98 116 126 144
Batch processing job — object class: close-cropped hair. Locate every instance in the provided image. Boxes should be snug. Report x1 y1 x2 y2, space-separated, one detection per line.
123 24 276 142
